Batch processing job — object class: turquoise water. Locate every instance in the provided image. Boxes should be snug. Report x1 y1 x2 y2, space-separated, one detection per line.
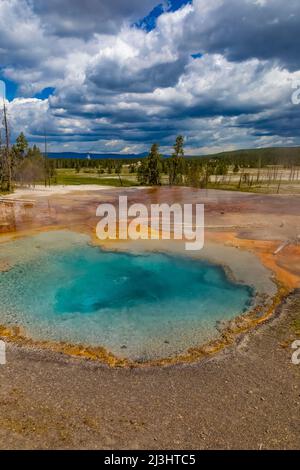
0 231 254 360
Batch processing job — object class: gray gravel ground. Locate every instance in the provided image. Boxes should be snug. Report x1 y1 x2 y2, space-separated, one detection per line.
0 291 299 450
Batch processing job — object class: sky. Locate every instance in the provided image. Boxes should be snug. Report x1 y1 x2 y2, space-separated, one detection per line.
1 0 300 155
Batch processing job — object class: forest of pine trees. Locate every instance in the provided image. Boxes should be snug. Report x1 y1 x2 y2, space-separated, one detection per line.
0 131 54 192
1 126 300 193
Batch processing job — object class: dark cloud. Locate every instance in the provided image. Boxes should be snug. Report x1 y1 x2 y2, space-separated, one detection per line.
243 107 300 139
185 0 300 71
3 0 300 153
32 0 160 36
86 57 187 93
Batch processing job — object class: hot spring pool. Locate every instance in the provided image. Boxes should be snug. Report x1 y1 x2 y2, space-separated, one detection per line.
0 231 254 360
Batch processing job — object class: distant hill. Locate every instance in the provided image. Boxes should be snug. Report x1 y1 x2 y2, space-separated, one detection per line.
47 146 300 162
47 152 148 160
193 146 300 161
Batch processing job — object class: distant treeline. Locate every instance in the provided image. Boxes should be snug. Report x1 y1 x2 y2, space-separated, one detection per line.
47 152 148 160
2 127 300 192
49 139 300 189
52 157 142 170
50 146 300 171
193 146 300 168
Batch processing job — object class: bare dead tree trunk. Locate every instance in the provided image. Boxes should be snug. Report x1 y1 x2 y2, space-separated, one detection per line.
1 99 11 192
277 175 282 194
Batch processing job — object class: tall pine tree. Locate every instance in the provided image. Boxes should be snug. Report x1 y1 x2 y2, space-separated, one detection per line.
147 143 162 185
137 143 162 185
168 135 185 185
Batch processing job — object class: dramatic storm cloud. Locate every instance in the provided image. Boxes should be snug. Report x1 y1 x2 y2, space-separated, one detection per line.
31 0 161 36
1 0 300 153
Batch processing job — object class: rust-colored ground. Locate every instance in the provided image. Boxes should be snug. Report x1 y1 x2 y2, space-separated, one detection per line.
0 187 299 449
1 187 299 288
0 187 299 365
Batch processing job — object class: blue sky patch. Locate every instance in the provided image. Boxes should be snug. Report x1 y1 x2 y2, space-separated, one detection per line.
0 77 18 101
135 0 192 32
191 53 203 59
34 87 55 100
168 0 192 12
135 3 164 32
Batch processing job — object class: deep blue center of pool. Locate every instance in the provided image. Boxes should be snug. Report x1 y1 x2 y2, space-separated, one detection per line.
0 231 253 360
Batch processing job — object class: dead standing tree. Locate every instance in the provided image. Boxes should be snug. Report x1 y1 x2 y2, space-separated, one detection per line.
0 99 12 192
